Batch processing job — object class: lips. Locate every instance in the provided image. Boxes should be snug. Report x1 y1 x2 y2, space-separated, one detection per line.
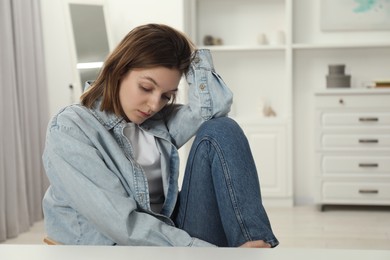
138 110 151 118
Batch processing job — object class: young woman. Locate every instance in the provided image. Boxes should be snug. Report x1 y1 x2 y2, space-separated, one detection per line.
42 23 279 248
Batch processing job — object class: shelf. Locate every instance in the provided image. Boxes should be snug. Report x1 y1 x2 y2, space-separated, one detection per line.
293 42 390 50
200 45 286 52
192 0 286 47
202 43 390 51
204 43 390 51
315 88 390 95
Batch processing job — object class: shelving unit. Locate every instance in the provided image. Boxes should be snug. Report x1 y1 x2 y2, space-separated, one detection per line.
187 0 292 121
185 0 293 206
185 0 390 207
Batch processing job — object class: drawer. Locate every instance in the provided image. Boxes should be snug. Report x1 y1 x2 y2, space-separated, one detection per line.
323 182 390 201
322 134 390 148
315 94 390 109
322 155 390 173
321 112 390 127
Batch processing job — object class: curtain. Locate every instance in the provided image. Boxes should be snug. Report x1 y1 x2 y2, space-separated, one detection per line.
0 0 49 242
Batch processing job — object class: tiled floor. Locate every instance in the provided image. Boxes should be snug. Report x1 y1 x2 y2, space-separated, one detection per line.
2 205 390 249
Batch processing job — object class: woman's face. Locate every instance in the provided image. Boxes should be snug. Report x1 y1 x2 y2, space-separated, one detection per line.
119 67 181 124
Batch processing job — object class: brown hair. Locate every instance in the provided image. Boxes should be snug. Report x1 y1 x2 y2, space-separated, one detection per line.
81 23 195 118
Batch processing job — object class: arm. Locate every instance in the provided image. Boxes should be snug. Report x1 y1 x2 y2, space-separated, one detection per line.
166 49 233 148
43 112 213 246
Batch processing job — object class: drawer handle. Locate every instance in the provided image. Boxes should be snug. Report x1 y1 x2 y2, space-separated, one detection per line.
359 189 379 194
358 163 378 168
359 117 379 122
359 139 379 144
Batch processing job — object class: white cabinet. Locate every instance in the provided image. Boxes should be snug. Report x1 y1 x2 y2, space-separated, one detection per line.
242 123 291 202
315 90 390 209
293 0 390 206
185 0 293 205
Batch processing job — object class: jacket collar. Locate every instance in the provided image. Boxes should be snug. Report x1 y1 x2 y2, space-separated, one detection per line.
84 82 169 139
88 98 124 130
88 98 166 131
83 81 124 130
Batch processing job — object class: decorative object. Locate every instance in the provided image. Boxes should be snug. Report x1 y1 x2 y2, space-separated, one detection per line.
213 37 223 45
374 80 390 88
326 64 351 88
361 79 390 88
203 35 223 46
263 105 276 117
203 35 214 46
257 33 268 45
320 0 390 31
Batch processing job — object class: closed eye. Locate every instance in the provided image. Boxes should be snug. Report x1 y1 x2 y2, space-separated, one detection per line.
139 83 176 102
140 85 152 92
162 94 172 101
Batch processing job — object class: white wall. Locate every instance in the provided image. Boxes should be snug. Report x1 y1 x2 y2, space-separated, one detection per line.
293 0 390 45
106 0 185 46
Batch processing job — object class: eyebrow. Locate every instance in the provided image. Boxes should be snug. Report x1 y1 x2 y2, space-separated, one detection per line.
141 76 159 87
141 76 178 92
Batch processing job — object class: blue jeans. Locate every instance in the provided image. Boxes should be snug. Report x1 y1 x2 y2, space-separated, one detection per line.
173 117 279 247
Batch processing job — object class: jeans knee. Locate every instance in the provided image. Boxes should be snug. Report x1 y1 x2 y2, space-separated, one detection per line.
197 117 243 139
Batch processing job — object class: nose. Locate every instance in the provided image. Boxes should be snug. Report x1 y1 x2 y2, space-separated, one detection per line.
147 94 162 113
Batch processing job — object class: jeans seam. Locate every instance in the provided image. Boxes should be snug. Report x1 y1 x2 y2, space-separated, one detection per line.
205 136 252 242
176 141 201 229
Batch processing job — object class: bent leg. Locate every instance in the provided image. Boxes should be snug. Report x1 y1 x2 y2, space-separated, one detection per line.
173 117 279 247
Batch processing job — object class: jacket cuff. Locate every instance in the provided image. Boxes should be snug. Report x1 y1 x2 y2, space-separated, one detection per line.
191 49 214 71
189 237 217 247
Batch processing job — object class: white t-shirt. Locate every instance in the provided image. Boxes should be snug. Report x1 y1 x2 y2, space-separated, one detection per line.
123 123 164 213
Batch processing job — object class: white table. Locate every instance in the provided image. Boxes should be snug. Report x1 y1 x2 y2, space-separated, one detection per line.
1 245 389 260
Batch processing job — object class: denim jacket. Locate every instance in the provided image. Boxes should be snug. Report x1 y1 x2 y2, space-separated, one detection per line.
42 49 233 246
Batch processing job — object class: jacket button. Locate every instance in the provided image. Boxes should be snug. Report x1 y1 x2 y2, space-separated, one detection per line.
193 57 201 64
199 83 206 90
